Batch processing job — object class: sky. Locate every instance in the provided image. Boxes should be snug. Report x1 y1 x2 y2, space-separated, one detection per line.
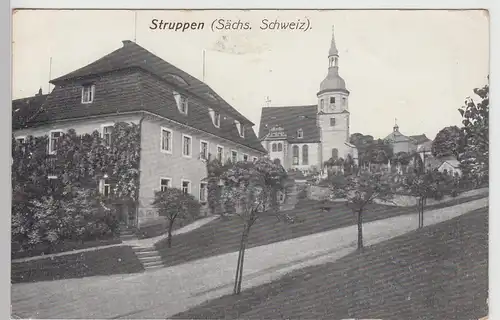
12 9 489 140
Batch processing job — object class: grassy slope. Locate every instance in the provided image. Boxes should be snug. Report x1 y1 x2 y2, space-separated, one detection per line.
174 207 488 320
11 245 144 283
155 193 487 268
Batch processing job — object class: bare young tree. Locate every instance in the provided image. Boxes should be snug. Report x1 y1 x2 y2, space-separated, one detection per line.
329 171 395 250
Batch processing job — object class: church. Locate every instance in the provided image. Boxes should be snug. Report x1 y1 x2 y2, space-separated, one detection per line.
258 26 358 173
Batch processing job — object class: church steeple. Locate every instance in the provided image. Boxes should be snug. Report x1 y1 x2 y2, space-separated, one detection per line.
319 25 347 94
328 25 339 67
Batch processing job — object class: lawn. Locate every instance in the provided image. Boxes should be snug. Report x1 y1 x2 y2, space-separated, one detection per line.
11 245 144 283
173 207 488 320
155 192 487 268
11 237 122 260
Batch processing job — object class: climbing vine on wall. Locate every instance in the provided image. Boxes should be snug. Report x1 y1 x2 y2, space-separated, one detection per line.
11 122 141 252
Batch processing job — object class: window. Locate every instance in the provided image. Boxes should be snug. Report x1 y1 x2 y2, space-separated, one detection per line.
167 73 188 86
181 180 191 194
231 150 238 163
243 154 248 162
277 143 283 152
179 96 188 114
100 179 111 197
330 97 335 104
272 143 277 152
253 156 258 162
199 182 207 202
235 120 245 138
302 145 309 165
200 140 209 160
102 125 114 146
342 97 346 106
81 84 95 104
208 108 221 128
49 130 63 154
161 128 173 153
217 145 224 162
320 99 324 110
16 136 25 144
292 145 299 165
330 118 336 127
160 178 171 192
297 129 303 139
173 91 189 115
332 148 339 160
182 134 192 157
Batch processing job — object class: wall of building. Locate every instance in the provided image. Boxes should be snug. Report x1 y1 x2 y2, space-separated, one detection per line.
137 114 264 226
13 114 142 139
288 142 321 172
318 112 350 164
392 141 418 154
263 140 288 167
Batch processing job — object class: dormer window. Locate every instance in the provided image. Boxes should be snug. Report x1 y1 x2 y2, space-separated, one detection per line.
297 129 304 139
235 120 245 138
167 73 188 86
81 84 95 104
173 91 188 115
209 108 221 128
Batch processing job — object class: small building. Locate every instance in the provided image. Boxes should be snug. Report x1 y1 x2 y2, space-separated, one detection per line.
438 159 462 177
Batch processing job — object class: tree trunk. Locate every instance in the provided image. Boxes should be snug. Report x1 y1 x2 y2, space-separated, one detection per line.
167 220 174 248
236 230 249 294
233 225 248 295
357 209 364 250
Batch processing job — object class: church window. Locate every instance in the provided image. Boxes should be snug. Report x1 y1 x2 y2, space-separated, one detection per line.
277 143 283 152
302 145 309 165
292 145 299 165
320 99 324 111
297 129 303 139
342 97 346 105
272 143 277 152
330 97 336 104
330 118 336 126
332 148 339 160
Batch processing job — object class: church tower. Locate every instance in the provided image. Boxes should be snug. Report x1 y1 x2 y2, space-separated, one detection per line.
317 25 351 164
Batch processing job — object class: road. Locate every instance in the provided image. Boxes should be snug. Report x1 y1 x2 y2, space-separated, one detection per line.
11 197 488 319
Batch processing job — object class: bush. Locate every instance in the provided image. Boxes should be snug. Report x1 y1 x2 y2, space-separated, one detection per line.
11 189 120 254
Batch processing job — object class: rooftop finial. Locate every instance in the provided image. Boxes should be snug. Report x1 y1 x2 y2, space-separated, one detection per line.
394 118 399 132
329 25 339 57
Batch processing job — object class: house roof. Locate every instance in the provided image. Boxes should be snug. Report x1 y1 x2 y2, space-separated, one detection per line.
439 159 461 169
16 41 265 153
50 40 252 126
259 105 321 143
384 129 411 143
409 134 431 145
12 91 48 130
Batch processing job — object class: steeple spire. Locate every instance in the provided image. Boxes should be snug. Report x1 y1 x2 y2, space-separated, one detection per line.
329 25 339 57
328 25 339 68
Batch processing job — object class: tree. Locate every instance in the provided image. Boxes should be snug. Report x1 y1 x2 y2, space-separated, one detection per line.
392 152 411 174
431 125 465 159
217 158 292 294
151 188 201 248
459 81 489 185
329 171 395 250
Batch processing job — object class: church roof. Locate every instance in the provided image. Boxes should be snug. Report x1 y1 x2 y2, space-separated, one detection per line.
409 134 431 145
259 105 321 143
384 129 411 143
319 26 347 94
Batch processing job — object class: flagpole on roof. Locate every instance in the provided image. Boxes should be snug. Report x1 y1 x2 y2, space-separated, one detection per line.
133 11 138 43
48 57 52 93
202 49 206 82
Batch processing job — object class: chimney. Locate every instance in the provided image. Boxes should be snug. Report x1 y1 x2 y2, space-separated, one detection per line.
122 40 133 46
36 88 42 96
